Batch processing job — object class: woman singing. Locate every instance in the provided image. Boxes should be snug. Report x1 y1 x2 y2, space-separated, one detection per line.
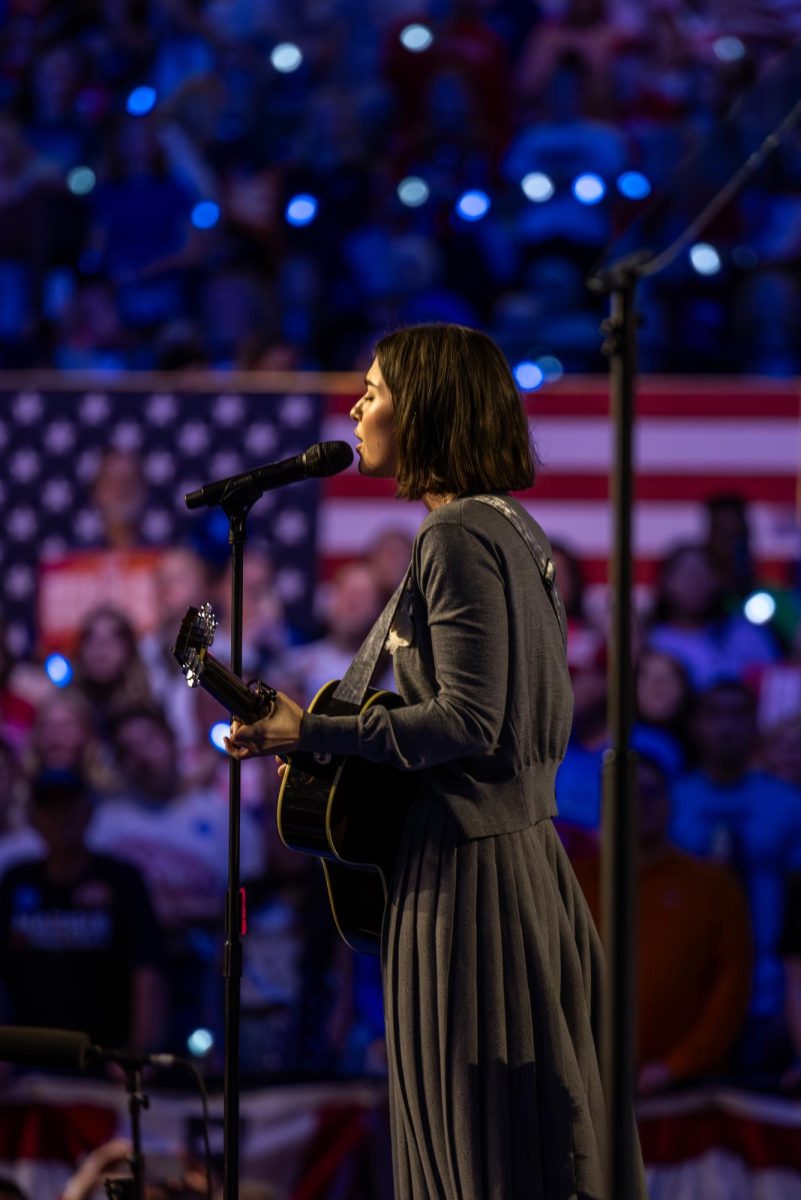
226 324 646 1200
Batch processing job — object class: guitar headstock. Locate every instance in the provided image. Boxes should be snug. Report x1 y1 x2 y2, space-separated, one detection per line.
173 603 218 687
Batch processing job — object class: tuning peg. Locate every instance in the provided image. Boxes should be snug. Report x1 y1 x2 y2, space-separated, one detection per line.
183 647 204 687
198 602 218 645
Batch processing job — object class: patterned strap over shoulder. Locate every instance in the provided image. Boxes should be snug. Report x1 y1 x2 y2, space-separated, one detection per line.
471 495 568 650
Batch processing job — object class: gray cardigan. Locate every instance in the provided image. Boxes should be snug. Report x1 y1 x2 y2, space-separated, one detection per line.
298 495 573 841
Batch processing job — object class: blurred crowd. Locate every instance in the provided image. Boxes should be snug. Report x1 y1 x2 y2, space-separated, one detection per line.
555 492 801 1093
1 0 801 374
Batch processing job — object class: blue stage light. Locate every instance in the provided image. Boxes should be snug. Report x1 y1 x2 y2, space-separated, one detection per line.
191 200 221 230
187 1028 214 1057
45 653 73 688
713 36 745 62
455 189 491 222
743 591 776 626
209 722 229 753
400 23 433 51
573 174 606 205
271 42 303 72
67 166 96 196
616 171 651 200
126 85 157 117
689 243 721 275
397 176 430 207
514 361 544 392
285 194 318 226
521 172 554 203
537 355 564 383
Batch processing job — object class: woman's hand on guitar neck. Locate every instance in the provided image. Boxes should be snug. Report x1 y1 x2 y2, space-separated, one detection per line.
224 691 304 759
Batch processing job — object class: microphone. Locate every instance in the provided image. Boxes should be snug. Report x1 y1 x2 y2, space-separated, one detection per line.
185 440 353 510
0 1026 177 1071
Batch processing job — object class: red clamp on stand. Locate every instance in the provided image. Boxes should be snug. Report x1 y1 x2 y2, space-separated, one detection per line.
239 886 247 936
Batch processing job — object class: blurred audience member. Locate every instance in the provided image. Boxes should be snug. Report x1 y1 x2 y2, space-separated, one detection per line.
89 115 195 334
704 493 758 606
516 0 629 116
752 617 801 733
574 754 752 1092
280 562 386 703
241 804 351 1079
670 679 801 1067
0 770 164 1051
26 43 94 172
23 689 115 796
634 648 692 776
554 651 608 831
0 115 81 365
86 448 148 549
199 267 276 369
646 543 779 690
73 606 154 739
761 713 801 789
52 278 130 370
89 706 261 1048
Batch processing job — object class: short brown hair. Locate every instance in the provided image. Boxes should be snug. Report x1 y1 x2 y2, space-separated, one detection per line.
374 323 537 501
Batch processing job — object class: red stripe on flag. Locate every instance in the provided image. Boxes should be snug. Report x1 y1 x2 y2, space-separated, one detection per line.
323 473 798 504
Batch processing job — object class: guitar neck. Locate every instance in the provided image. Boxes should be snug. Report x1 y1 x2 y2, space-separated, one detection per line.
196 651 273 724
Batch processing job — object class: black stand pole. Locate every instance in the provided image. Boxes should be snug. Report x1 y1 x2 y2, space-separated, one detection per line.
104 1066 149 1199
220 500 254 1200
598 270 640 1200
587 79 801 1200
126 1066 148 1200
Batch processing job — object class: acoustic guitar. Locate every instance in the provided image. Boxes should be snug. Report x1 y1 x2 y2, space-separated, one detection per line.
173 604 410 953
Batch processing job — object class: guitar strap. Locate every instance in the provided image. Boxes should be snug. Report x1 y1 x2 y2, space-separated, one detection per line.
331 567 412 708
470 495 568 651
330 495 566 709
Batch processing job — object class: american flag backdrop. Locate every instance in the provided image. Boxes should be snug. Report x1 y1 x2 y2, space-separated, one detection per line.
0 372 340 658
320 376 801 593
1 372 800 660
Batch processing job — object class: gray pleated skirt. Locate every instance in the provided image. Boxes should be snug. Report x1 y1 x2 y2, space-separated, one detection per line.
381 794 633 1200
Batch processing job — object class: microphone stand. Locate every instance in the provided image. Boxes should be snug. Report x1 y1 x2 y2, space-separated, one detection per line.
182 446 352 1198
103 1065 148 1200
217 479 264 1200
587 88 801 1200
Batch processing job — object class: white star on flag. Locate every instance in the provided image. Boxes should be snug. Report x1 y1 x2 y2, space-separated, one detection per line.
79 393 111 424
9 449 41 483
213 394 245 423
12 392 44 423
146 393 178 425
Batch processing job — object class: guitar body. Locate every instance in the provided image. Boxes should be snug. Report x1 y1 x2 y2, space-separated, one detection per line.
277 681 412 955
